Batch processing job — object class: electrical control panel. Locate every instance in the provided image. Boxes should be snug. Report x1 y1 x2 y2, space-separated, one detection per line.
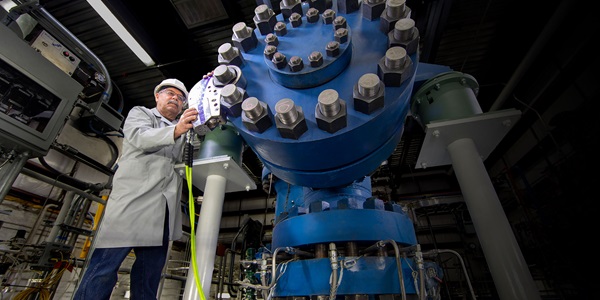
30 29 81 76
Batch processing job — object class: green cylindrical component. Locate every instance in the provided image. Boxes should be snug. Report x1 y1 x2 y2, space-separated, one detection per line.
196 123 244 165
411 71 481 125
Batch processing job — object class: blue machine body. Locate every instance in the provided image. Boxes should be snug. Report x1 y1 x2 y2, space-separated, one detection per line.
221 2 450 298
229 4 417 188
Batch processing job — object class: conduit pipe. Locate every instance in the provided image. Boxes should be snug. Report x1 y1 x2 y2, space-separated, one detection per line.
361 240 409 300
45 191 75 243
19 167 106 205
24 203 58 246
425 249 477 300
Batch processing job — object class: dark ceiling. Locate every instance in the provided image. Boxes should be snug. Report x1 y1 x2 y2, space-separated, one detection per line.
34 0 597 200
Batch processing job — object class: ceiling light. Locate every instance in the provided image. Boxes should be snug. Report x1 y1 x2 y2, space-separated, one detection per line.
87 0 155 66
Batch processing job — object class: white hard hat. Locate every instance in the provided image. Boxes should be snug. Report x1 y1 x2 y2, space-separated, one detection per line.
154 78 189 98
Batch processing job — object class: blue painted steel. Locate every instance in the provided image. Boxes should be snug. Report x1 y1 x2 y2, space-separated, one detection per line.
273 257 418 296
272 209 417 249
228 6 418 188
302 175 372 208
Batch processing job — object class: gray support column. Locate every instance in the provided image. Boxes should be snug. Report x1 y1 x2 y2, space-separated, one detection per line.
447 138 540 300
183 173 227 299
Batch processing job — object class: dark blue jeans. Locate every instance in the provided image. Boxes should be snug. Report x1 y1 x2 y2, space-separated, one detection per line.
74 214 169 300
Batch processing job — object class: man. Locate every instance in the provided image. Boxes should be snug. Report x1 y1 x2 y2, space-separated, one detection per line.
74 78 199 300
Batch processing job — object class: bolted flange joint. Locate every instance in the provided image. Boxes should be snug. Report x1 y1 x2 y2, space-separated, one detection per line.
241 97 273 133
217 43 245 67
280 0 303 20
379 0 412 34
308 51 324 67
274 98 308 139
362 0 386 21
387 17 420 55
377 46 413 86
315 89 347 133
253 4 277 35
288 56 304 72
220 84 248 117
353 73 385 114
289 12 303 27
306 7 320 23
271 52 287 69
232 22 258 52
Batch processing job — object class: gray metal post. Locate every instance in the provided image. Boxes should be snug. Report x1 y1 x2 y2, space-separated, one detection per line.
183 173 227 299
447 138 540 300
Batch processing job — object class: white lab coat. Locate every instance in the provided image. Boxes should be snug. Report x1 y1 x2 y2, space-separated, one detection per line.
94 106 185 248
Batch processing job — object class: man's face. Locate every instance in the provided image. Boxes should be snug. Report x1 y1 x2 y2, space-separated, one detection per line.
155 87 186 120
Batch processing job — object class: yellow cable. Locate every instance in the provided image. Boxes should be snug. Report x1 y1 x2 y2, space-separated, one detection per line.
186 164 207 300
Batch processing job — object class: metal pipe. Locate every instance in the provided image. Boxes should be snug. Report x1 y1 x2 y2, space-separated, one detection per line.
19 167 106 205
447 138 540 300
328 243 339 299
383 240 407 300
24 204 57 246
0 151 30 205
431 249 477 300
45 191 75 243
183 174 227 300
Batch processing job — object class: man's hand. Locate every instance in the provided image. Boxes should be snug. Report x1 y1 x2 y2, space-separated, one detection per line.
174 107 198 139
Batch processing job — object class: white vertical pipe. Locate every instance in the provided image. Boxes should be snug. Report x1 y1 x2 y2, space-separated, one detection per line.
447 138 540 300
45 191 76 243
183 174 227 299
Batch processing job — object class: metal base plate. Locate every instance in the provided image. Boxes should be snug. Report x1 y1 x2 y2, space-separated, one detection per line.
415 109 521 169
175 155 256 193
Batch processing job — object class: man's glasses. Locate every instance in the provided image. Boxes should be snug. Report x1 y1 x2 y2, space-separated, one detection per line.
160 89 187 104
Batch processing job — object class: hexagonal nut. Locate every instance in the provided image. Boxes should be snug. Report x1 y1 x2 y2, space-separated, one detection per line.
316 99 347 133
264 45 277 60
308 51 324 67
280 1 303 20
379 13 399 34
306 8 320 23
353 82 385 114
274 22 287 36
338 0 360 14
308 0 329 12
220 86 248 117
326 41 340 57
288 56 304 72
275 109 308 139
265 33 279 46
379 5 412 33
290 12 303 27
218 47 245 67
232 31 258 53
241 102 273 133
388 27 420 55
271 52 287 69
377 56 413 86
322 9 335 24
362 0 385 21
253 14 277 36
333 16 347 30
334 28 349 44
